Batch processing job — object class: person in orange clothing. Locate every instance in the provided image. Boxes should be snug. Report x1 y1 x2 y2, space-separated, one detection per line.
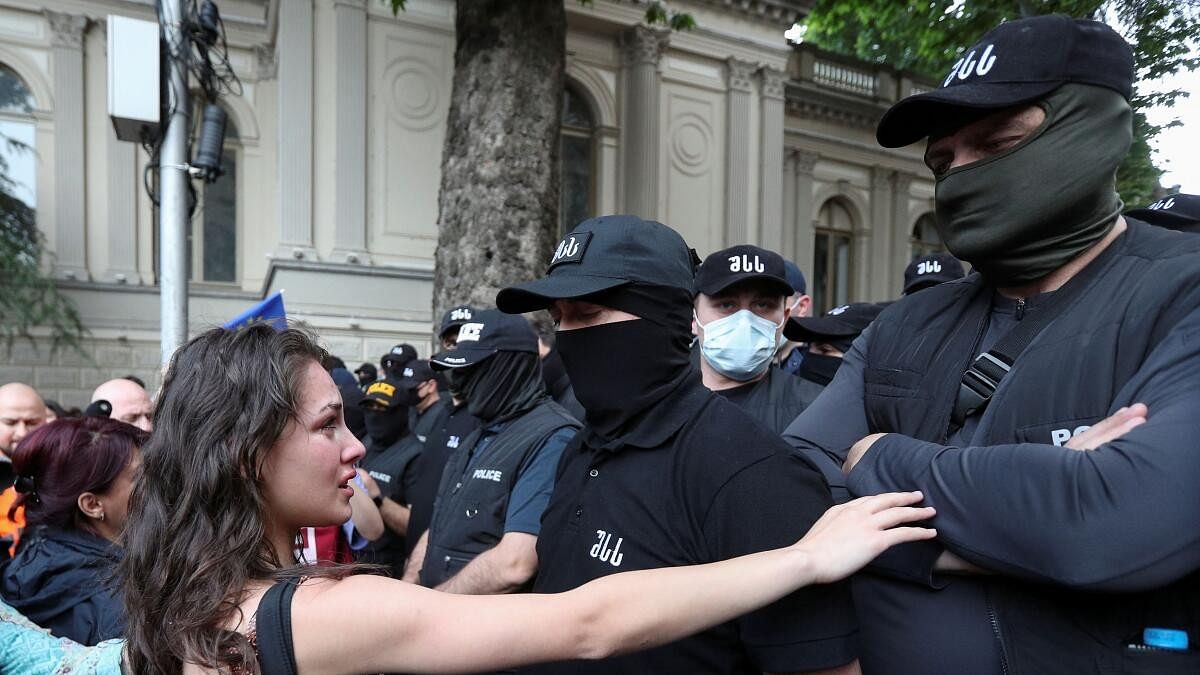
0 383 48 557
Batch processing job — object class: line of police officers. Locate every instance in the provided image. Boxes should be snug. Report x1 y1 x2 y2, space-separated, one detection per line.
331 14 1200 675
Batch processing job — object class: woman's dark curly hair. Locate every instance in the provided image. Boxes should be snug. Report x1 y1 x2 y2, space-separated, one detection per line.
119 324 354 673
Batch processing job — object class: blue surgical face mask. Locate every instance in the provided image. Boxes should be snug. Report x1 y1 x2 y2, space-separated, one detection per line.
695 309 782 381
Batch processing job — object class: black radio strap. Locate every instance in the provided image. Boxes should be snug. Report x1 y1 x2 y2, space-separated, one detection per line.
950 239 1121 429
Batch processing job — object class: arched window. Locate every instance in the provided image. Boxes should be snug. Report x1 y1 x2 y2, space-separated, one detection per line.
813 199 855 315
0 64 38 224
187 109 239 283
910 212 944 260
560 83 595 235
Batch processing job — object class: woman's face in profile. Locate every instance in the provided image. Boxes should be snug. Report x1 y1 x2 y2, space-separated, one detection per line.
259 360 366 529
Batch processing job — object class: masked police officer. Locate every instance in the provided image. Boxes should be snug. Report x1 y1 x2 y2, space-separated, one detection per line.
784 302 887 404
356 374 424 576
411 310 580 594
785 15 1200 675
498 215 858 675
692 244 809 435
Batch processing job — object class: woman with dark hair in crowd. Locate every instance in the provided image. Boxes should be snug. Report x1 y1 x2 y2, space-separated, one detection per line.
0 416 146 645
120 324 936 674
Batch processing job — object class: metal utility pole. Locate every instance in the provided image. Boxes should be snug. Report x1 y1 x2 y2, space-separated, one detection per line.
158 0 190 365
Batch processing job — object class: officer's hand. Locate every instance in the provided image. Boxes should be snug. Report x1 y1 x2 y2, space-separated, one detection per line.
797 491 936 584
843 433 888 473
1065 403 1147 451
357 468 381 499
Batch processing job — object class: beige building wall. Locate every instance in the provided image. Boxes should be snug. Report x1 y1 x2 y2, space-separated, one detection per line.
0 0 936 407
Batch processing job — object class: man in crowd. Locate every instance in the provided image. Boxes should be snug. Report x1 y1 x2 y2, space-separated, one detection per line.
406 359 451 444
1126 192 1200 234
380 343 418 379
776 259 813 375
902 251 966 295
356 373 424 577
783 302 887 407
787 15 1200 674
692 244 809 434
89 377 154 432
0 383 47 558
324 356 366 440
409 310 579 594
497 215 858 674
354 362 377 389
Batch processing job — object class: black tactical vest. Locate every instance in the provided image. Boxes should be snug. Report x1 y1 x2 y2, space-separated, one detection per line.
421 400 579 587
860 220 1200 674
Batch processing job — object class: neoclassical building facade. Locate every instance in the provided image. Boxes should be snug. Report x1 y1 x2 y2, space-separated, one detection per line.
0 0 939 405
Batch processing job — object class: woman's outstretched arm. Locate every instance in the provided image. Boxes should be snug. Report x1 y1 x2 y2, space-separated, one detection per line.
291 491 935 675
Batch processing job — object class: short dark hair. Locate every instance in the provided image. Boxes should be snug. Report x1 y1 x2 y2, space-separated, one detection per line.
123 374 147 389
9 417 147 529
323 355 347 372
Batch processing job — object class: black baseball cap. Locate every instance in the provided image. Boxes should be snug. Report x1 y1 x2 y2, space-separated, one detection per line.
439 304 478 338
380 343 417 371
877 15 1134 148
694 245 793 297
353 362 377 380
395 359 436 388
903 252 967 295
784 302 887 344
361 376 407 410
784 260 807 295
1125 193 1200 234
430 309 538 370
496 215 696 314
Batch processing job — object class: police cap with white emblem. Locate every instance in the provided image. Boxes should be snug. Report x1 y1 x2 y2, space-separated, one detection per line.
876 15 1133 148
784 302 889 345
429 309 539 370
495 214 697 314
694 244 793 298
439 304 478 339
903 252 966 295
1124 193 1200 235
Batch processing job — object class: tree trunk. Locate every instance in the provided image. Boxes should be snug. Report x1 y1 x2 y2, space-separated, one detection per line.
432 0 566 321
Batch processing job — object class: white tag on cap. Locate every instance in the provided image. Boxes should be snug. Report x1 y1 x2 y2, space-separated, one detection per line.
829 305 850 315
458 322 484 343
549 232 592 268
449 307 473 321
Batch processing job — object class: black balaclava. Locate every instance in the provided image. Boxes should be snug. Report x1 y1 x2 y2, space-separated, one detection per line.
449 350 546 425
933 84 1130 286
799 354 842 386
555 283 695 444
540 346 568 396
364 404 410 447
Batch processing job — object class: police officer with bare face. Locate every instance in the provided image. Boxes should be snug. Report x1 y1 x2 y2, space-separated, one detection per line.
785 15 1200 674
498 215 858 675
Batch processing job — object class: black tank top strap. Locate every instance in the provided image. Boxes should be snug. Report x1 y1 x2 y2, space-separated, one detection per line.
256 579 300 675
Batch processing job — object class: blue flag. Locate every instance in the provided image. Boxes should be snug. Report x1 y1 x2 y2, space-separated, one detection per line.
224 291 287 331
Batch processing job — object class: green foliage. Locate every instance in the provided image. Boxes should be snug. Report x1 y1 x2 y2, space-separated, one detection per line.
802 0 1200 205
0 139 88 357
387 0 696 30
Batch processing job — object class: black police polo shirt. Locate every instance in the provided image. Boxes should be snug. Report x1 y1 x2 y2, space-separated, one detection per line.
528 378 857 674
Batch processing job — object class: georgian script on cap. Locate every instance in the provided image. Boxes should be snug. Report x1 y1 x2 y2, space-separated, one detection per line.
728 253 766 273
367 381 396 398
402 367 414 377
829 305 850 315
1146 196 1178 211
449 307 473 321
942 43 998 87
457 322 485 343
548 231 592 269
916 259 944 276
390 345 407 355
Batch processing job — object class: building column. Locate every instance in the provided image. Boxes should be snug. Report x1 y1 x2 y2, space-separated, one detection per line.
619 25 668 218
105 126 141 284
275 0 317 260
869 168 895 299
791 150 819 279
724 57 754 245
758 66 785 252
890 172 916 290
45 11 89 280
596 126 619 215
330 0 369 264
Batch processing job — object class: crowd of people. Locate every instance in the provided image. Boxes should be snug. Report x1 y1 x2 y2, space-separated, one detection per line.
1 13 1200 675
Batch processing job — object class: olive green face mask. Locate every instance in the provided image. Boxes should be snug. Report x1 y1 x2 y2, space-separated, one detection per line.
933 84 1131 286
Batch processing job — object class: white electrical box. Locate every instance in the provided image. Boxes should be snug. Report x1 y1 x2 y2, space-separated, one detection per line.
107 15 160 143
